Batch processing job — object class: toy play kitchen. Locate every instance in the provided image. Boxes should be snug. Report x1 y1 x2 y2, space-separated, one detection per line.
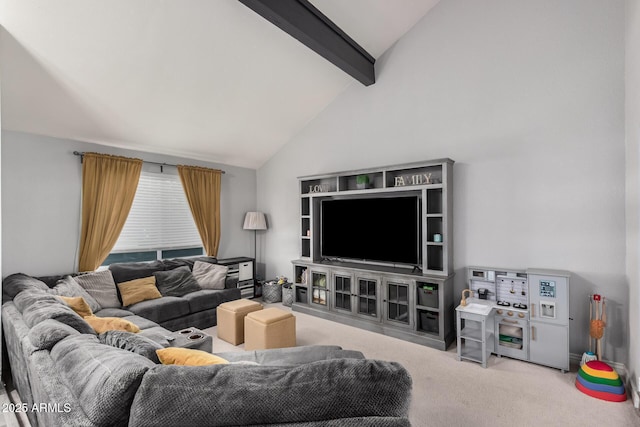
456 266 570 371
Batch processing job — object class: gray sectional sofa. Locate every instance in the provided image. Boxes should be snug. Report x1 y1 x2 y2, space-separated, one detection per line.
1 259 413 426
37 256 242 331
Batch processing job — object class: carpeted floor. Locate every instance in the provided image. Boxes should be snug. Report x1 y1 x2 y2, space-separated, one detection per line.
204 301 639 427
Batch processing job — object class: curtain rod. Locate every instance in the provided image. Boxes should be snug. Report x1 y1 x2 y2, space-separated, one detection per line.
72 151 225 174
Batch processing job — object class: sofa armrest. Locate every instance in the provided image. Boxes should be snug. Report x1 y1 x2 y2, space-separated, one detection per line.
129 358 411 426
224 275 238 290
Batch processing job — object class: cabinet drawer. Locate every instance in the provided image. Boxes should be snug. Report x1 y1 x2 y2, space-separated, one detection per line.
238 262 253 281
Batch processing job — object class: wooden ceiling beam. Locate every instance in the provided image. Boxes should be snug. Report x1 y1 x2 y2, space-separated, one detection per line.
239 0 375 86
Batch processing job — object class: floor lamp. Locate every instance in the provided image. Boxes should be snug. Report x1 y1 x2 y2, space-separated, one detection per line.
243 212 267 261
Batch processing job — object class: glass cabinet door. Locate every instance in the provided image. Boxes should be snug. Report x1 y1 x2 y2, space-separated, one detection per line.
357 277 379 319
311 270 328 307
333 274 352 312
385 280 411 326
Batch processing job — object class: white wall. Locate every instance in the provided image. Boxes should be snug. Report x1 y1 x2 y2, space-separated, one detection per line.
1 131 258 276
626 0 640 397
258 0 627 361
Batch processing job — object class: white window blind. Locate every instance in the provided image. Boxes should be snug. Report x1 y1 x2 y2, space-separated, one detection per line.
112 171 203 252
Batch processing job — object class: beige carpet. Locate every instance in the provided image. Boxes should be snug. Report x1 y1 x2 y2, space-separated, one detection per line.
204 301 639 427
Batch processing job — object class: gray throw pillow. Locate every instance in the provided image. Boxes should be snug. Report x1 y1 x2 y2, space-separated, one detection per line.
109 260 165 284
51 275 102 313
99 330 163 363
28 319 81 351
74 270 121 309
153 266 201 297
192 261 228 290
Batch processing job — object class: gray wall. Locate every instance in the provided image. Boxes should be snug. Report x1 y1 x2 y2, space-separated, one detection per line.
625 0 640 396
1 130 257 276
257 0 628 363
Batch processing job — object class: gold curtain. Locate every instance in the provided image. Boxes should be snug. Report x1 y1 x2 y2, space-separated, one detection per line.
177 165 222 257
78 153 142 271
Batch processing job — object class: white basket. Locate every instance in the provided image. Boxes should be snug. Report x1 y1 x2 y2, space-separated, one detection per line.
262 282 282 303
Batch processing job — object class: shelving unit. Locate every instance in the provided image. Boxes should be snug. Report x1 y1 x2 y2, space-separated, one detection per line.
218 257 255 299
416 282 440 335
457 310 493 368
297 159 454 276
292 259 455 350
292 159 455 351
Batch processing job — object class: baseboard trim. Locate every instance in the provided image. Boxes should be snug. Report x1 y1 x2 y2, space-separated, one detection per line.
569 352 625 372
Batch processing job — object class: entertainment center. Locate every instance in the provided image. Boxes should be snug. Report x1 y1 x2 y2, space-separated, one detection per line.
291 159 455 350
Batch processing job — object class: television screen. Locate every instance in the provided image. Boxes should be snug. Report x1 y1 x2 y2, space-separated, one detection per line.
321 196 421 265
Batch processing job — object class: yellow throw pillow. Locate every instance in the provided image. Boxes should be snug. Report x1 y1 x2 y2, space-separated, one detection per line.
59 296 94 318
156 348 229 366
84 316 141 334
117 276 162 307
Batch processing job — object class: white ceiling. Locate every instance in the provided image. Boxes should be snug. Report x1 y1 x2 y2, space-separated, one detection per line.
0 0 440 169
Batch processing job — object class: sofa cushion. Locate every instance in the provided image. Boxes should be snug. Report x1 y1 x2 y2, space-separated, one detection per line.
181 289 229 313
121 315 161 331
192 261 228 290
51 334 154 426
13 291 59 313
94 307 134 318
129 359 412 426
161 256 218 271
84 316 141 334
20 297 95 335
153 266 201 297
99 330 164 363
159 258 194 271
73 269 121 309
2 273 50 301
127 296 190 324
51 276 102 313
138 327 172 347
28 319 81 351
58 296 94 318
27 350 93 427
117 276 162 306
156 348 229 366
35 274 74 288
109 260 165 284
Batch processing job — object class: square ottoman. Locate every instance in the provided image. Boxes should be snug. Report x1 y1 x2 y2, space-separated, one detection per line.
217 299 263 345
244 307 296 350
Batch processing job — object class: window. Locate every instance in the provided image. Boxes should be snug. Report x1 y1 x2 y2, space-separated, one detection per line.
102 171 204 265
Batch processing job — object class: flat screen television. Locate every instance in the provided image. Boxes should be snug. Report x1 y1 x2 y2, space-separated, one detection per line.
321 196 421 265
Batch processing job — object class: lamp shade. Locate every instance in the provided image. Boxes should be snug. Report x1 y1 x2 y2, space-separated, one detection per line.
243 212 267 230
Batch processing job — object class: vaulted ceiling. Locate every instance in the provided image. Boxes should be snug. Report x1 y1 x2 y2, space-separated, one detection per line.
0 0 440 168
